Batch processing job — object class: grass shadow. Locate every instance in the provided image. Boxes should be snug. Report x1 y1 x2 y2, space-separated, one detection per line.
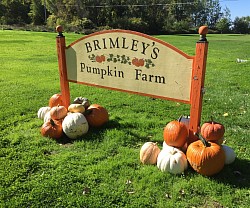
211 158 250 189
57 116 152 147
57 118 122 145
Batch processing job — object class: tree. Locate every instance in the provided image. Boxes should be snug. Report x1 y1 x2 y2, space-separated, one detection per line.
233 16 250 34
216 18 230 33
29 0 46 25
0 0 31 25
216 7 231 33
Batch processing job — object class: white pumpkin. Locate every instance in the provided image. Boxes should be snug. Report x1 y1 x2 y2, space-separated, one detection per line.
62 113 89 139
163 141 172 150
68 103 85 113
140 142 161 165
37 107 51 120
43 112 51 123
163 141 187 153
222 145 236 165
157 147 188 174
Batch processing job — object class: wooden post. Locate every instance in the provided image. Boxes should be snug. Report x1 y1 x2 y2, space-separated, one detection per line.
56 25 70 108
188 26 209 144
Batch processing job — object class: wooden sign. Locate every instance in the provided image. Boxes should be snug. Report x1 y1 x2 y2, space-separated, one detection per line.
56 26 208 143
65 30 194 103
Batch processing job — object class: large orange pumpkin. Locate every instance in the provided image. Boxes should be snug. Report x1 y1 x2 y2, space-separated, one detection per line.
84 104 109 127
49 93 63 108
163 120 188 148
201 120 225 142
41 119 63 139
186 133 225 176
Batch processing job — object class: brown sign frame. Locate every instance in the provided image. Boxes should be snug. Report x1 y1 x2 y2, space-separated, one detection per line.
56 26 208 143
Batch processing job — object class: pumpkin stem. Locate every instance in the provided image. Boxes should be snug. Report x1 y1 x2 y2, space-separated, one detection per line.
210 116 214 123
177 115 183 122
194 132 211 147
50 119 56 126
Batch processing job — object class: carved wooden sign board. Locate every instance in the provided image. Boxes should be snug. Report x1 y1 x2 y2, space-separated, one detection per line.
56 26 208 142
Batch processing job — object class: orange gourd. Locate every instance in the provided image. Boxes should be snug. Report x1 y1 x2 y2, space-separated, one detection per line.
84 104 109 127
49 93 63 108
201 120 225 142
41 119 63 139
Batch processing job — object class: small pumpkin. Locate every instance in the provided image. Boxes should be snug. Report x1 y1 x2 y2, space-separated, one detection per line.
84 104 109 127
201 120 225 142
41 119 63 139
73 97 90 109
140 142 161 165
186 133 225 176
68 103 85 113
37 107 51 120
163 118 188 148
49 93 63 108
50 105 68 120
62 113 89 139
222 145 236 165
157 147 188 174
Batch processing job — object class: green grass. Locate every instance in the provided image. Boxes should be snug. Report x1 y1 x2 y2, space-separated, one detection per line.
0 30 249 208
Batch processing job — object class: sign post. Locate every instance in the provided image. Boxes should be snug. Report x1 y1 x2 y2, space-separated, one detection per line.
56 25 208 144
56 25 70 108
188 32 209 144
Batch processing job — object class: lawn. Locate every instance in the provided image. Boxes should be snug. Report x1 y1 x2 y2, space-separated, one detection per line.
0 29 249 208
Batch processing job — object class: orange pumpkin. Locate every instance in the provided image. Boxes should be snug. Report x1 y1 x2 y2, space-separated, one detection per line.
49 93 63 108
186 133 225 176
41 119 63 139
50 105 68 120
84 104 109 127
201 120 225 142
163 120 188 148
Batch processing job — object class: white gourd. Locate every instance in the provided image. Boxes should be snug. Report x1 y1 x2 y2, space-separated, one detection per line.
222 145 236 165
62 113 89 139
68 104 85 113
37 107 51 120
43 112 51 123
157 147 188 174
140 142 161 165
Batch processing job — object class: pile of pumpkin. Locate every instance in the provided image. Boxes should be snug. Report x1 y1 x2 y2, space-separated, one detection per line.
37 94 109 140
140 117 236 176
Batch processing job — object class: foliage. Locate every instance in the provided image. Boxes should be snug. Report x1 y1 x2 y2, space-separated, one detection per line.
1 0 246 34
233 16 250 34
0 30 249 208
0 0 31 25
216 18 231 34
